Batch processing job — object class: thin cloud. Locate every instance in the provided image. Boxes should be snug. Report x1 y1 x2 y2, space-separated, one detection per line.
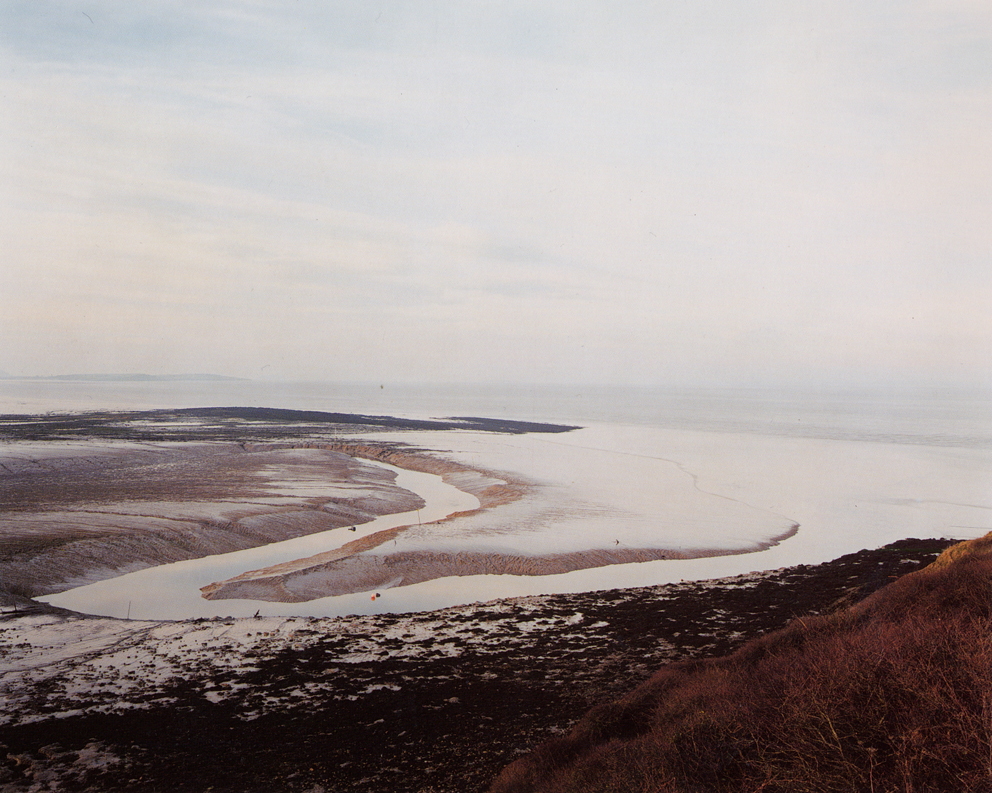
1 1 989 386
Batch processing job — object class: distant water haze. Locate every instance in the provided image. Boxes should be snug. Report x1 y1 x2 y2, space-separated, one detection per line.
1 380 989 447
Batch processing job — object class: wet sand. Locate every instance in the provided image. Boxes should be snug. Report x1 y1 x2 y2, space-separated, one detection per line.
0 440 427 600
6 429 798 613
0 409 558 610
4 407 789 613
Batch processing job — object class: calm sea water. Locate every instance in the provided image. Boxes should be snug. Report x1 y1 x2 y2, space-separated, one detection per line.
1 379 989 449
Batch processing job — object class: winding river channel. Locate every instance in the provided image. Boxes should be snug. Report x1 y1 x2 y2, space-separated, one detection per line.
40 462 480 620
35 411 992 622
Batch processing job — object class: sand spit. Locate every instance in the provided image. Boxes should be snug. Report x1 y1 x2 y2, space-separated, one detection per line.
203 522 801 603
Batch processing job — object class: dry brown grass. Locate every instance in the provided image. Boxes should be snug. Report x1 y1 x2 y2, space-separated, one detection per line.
490 535 992 793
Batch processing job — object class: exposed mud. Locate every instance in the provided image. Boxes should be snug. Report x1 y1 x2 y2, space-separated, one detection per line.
0 442 427 599
0 409 553 603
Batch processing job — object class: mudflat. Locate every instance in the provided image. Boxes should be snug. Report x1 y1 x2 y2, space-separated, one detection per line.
0 407 570 606
0 440 425 599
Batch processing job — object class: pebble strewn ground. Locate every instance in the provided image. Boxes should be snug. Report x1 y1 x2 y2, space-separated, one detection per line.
0 537 954 793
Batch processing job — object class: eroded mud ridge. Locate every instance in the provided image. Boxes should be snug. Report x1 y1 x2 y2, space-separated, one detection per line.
202 531 800 604
0 442 428 599
0 408 551 602
0 538 955 793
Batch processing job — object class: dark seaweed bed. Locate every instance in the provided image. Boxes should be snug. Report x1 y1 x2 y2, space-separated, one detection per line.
0 538 955 793
0 406 578 443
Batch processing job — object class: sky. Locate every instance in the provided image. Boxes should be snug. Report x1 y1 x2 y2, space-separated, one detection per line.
1 1 990 388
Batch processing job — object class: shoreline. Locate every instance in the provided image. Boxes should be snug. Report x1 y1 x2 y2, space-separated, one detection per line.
5 405 989 622
3 407 804 618
0 537 958 792
202 521 801 604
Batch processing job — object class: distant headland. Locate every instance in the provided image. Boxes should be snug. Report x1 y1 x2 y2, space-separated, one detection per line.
0 373 247 382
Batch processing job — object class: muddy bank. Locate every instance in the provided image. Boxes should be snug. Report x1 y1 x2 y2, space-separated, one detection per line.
0 442 426 600
2 418 803 611
0 406 579 444
202 521 799 603
0 409 556 604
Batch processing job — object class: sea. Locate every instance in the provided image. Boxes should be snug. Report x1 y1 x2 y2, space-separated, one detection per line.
4 379 991 620
1 379 989 449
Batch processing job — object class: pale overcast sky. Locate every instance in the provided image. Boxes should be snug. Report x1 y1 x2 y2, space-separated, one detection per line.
1 1 990 387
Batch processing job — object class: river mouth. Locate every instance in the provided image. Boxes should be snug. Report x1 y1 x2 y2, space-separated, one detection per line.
39 460 481 620
0 441 418 594
8 405 991 622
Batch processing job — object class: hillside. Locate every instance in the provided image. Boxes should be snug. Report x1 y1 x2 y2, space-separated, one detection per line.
490 533 992 793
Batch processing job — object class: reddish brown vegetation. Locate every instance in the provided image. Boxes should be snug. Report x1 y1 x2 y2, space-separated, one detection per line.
490 536 992 793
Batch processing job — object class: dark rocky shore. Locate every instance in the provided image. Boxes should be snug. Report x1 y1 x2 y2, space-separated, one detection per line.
0 538 955 793
0 406 579 443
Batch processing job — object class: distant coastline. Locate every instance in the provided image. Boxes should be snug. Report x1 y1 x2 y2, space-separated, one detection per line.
0 373 247 382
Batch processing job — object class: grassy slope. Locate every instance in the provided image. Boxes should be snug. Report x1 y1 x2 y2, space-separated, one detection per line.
0 540 955 793
490 533 992 793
